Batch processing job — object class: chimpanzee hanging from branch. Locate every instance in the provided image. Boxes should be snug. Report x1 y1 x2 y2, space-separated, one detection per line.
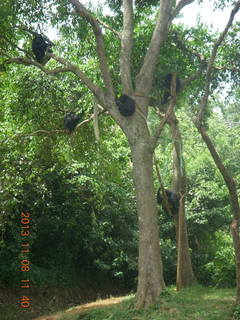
162 73 181 104
157 188 179 215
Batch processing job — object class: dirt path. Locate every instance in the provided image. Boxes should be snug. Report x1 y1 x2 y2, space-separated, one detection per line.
34 296 127 320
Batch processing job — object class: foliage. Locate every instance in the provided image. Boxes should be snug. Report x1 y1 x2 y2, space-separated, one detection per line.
154 108 237 287
0 64 138 287
203 232 235 287
233 304 240 320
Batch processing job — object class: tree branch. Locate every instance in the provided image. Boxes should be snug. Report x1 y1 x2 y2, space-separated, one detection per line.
120 0 134 94
15 129 63 137
135 0 196 98
76 108 106 130
50 54 105 105
6 56 77 76
214 65 240 72
152 74 178 148
13 108 107 138
172 0 195 19
135 0 173 96
0 35 32 58
196 0 240 126
95 16 121 38
5 54 105 105
181 59 207 87
0 50 11 59
67 0 114 97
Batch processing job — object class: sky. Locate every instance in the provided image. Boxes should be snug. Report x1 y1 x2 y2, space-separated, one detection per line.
49 1 239 40
179 1 239 31
80 0 240 32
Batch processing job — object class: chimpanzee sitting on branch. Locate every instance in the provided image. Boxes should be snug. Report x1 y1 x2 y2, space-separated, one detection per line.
32 34 54 65
116 94 136 116
157 188 179 215
64 112 82 134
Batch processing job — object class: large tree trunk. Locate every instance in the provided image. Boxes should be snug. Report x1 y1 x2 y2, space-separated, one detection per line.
198 126 240 304
131 140 165 309
169 113 197 290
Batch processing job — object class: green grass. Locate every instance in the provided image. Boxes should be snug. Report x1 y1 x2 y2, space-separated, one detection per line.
0 286 238 320
57 286 237 320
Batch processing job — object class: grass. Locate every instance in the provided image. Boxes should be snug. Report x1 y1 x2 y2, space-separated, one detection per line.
38 286 237 320
0 286 237 320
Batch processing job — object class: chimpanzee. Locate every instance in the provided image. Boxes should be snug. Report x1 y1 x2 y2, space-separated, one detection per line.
32 34 54 64
162 73 181 104
64 112 82 134
116 94 136 116
157 188 179 215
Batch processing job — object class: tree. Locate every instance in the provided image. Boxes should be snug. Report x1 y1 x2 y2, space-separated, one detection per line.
1 0 240 308
169 111 197 290
193 1 240 303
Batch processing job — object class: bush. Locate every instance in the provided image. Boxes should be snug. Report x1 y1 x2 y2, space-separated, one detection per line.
203 232 235 287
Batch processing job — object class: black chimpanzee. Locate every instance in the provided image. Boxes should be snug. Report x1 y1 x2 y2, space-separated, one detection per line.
157 188 179 215
64 112 82 134
162 73 181 104
32 34 54 64
116 94 136 116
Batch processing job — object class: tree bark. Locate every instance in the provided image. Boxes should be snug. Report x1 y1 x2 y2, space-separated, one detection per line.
198 126 240 304
231 217 240 304
130 139 166 309
169 113 197 290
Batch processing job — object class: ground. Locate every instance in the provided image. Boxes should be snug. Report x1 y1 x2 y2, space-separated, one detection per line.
0 286 237 320
34 296 128 320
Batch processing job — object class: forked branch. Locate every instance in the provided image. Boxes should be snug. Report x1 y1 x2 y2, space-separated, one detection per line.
120 0 134 94
67 0 114 96
196 0 240 126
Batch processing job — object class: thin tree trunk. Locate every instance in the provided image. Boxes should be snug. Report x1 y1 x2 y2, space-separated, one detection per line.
198 126 240 304
169 113 197 290
131 141 166 309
